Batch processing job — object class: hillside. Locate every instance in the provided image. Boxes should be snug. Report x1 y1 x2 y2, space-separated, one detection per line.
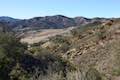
0 15 109 32
0 22 11 32
28 19 120 80
0 17 120 80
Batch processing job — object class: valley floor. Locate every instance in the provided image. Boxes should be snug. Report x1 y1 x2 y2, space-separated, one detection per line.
20 27 74 44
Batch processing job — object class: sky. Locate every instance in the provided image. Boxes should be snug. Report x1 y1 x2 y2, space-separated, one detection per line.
0 0 119 19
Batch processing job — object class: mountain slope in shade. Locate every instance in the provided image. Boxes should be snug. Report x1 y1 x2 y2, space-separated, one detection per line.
0 16 20 22
0 22 12 32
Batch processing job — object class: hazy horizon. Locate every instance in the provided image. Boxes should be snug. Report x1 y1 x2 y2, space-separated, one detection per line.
0 0 119 19
0 14 119 20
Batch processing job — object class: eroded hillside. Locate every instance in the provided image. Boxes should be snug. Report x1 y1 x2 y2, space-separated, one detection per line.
0 19 120 80
29 19 120 80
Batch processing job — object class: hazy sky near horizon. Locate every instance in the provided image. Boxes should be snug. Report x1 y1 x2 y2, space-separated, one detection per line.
0 0 119 19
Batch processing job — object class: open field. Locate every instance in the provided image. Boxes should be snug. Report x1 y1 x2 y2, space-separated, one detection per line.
20 27 74 44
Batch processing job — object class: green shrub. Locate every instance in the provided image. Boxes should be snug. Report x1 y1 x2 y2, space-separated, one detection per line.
0 33 27 80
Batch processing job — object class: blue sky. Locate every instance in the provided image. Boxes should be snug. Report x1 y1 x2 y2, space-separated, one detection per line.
0 0 119 19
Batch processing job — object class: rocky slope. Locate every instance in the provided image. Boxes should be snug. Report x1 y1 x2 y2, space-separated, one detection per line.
29 19 120 80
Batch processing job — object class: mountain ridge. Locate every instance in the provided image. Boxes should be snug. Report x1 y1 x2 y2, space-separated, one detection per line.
0 15 114 31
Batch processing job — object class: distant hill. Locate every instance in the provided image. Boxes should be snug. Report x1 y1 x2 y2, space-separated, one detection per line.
0 15 110 31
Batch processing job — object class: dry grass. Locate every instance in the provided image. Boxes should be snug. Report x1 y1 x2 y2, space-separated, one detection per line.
21 27 74 44
30 68 102 80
